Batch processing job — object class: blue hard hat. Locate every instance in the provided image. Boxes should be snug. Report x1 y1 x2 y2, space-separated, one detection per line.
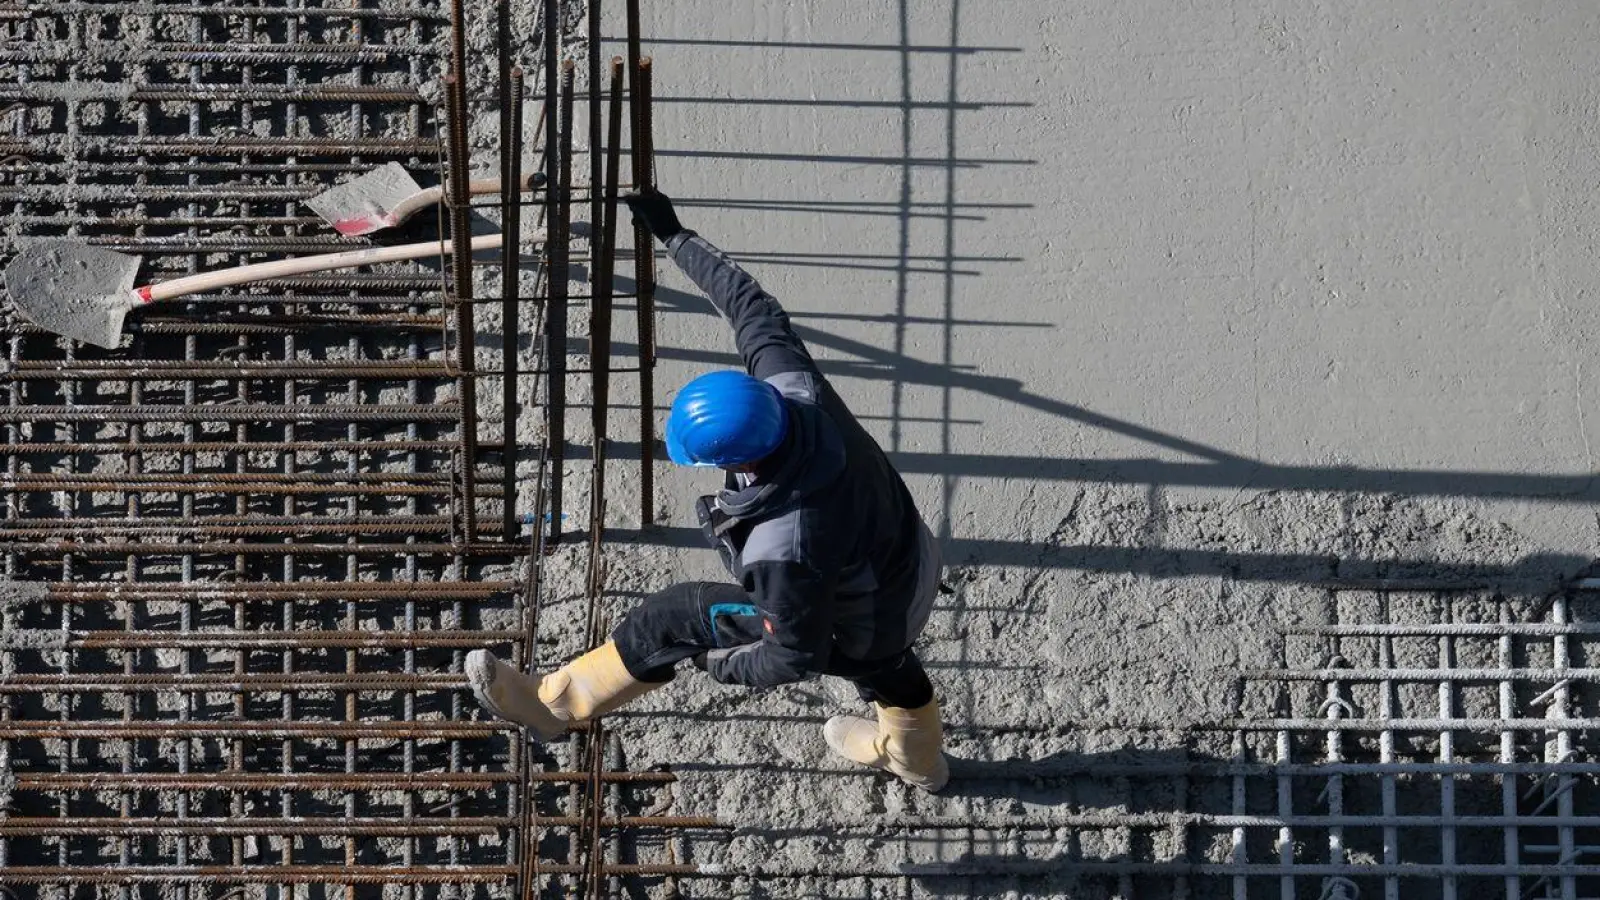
665 370 789 467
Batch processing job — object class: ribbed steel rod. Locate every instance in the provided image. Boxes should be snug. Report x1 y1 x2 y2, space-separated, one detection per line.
44 581 515 598
445 71 480 543
3 361 453 380
502 65 526 543
0 815 721 837
587 56 626 604
0 866 520 885
630 53 657 526
0 672 471 692
2 440 458 455
0 818 509 838
11 773 520 791
0 721 509 739
5 541 521 556
10 771 671 791
43 4 450 19
543 57 576 547
51 628 521 649
0 484 470 497
0 864 709 884
5 471 454 484
0 520 486 539
0 404 460 423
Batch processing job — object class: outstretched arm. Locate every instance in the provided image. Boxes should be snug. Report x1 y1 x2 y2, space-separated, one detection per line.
627 189 818 380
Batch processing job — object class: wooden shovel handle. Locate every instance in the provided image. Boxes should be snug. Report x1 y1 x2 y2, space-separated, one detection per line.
385 173 546 229
140 231 543 303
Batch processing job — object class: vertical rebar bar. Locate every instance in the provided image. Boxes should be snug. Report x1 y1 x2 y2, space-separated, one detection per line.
447 1 478 541
543 0 566 546
548 61 575 547
502 68 525 542
588 57 624 601
589 0 604 240
629 54 657 527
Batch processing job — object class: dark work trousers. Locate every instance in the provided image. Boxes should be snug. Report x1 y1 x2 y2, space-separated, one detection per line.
611 581 936 709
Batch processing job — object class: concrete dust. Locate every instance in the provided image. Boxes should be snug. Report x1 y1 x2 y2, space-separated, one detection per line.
0 581 48 608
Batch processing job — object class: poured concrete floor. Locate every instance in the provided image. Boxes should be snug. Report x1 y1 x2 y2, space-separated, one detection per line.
537 1 1600 896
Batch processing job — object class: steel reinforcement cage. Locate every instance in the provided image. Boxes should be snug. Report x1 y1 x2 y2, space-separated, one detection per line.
0 1 687 897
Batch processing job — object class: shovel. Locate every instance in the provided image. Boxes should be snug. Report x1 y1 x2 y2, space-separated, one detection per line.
4 231 540 349
306 162 548 237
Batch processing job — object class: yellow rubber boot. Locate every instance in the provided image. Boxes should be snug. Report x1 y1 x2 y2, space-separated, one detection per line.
824 700 950 793
466 641 661 741
536 640 661 721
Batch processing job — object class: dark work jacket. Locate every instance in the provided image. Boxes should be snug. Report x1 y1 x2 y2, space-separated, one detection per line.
666 231 934 689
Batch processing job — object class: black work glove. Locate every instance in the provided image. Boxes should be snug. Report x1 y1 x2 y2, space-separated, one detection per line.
622 187 684 242
691 648 734 676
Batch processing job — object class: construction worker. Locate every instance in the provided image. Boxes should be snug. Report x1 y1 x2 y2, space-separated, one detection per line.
466 189 948 792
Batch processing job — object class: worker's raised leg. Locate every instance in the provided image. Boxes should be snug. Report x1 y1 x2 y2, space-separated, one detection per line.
611 581 767 680
824 650 950 793
468 582 761 739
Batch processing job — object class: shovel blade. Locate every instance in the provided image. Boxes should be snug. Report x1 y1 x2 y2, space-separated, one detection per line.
3 240 142 349
305 162 426 236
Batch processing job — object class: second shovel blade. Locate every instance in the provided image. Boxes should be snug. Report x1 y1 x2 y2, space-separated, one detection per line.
305 162 428 236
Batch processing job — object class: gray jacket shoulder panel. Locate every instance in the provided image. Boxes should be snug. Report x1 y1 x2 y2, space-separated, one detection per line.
740 511 804 567
765 370 821 404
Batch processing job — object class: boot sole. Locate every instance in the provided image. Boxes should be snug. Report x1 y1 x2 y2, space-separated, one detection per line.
465 650 566 742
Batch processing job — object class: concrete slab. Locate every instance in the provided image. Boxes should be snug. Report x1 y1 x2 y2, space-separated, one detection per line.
579 1 1600 888
609 0 1596 572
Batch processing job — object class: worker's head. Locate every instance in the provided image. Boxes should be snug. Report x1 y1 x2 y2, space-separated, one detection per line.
665 370 789 470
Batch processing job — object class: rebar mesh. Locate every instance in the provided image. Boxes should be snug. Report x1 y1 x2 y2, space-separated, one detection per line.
0 1 525 893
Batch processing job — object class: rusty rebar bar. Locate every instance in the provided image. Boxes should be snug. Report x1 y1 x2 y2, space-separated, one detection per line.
0 721 508 739
2 440 457 455
4 471 455 485
43 581 515 598
0 816 721 837
48 628 520 649
445 71 480 543
9 771 671 790
589 0 605 235
2 361 453 380
630 54 658 527
587 56 626 603
0 863 703 884
0 483 475 497
0 519 486 539
503 66 526 543
0 404 458 423
0 672 471 693
544 59 576 547
5 541 521 556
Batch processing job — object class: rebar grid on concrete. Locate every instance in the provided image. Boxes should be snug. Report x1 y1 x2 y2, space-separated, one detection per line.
1204 588 1599 900
0 1 691 896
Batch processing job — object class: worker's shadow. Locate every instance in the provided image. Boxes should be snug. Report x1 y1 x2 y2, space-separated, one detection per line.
937 745 1200 805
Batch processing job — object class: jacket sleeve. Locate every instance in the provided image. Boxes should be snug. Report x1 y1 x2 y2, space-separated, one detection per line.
705 560 836 689
665 231 819 380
